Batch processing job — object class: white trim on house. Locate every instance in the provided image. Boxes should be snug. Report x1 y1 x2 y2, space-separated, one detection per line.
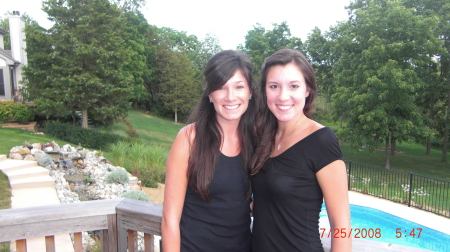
0 13 27 102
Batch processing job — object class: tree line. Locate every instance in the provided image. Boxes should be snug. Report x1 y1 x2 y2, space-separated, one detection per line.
1 0 449 167
240 0 450 167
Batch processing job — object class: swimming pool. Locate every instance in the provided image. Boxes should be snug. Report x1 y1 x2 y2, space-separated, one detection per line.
319 204 449 251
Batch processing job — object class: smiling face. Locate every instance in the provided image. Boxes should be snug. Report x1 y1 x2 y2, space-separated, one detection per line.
265 63 310 122
208 69 251 124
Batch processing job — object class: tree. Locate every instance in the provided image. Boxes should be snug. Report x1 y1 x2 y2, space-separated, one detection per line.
110 0 145 12
24 0 133 128
157 49 200 122
332 0 440 168
192 33 222 71
0 16 10 50
22 22 56 111
1 12 39 50
240 22 303 73
305 28 336 102
146 27 201 118
121 11 156 108
406 0 450 162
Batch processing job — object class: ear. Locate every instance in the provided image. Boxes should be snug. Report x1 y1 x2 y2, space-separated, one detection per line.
306 87 310 98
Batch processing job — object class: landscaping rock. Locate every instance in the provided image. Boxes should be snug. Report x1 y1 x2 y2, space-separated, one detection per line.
18 147 30 155
78 149 88 158
32 143 42 150
32 149 45 159
9 152 23 160
37 153 53 167
10 147 19 153
9 142 145 251
43 146 54 152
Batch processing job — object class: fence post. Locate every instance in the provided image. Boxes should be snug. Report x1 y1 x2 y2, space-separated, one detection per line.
347 161 352 191
408 173 413 207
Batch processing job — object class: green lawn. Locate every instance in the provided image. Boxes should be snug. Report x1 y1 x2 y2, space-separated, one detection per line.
0 128 76 212
0 128 75 156
339 140 450 182
325 122 450 181
97 110 184 148
126 110 184 147
1 113 449 210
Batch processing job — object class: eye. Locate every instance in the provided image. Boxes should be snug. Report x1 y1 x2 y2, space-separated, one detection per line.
290 84 299 89
268 85 278 89
236 85 245 89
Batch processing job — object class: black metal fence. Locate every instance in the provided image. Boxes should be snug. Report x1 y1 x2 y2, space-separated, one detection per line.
346 160 450 218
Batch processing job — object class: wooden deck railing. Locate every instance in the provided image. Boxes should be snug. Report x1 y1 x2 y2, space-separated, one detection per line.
0 198 162 252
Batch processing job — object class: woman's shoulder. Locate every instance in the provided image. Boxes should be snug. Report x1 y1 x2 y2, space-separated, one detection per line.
172 123 196 148
178 123 195 138
180 123 195 135
301 121 337 144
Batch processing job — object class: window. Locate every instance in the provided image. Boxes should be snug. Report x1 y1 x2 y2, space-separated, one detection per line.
0 69 5 96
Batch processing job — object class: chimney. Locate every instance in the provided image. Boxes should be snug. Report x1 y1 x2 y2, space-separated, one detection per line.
9 12 27 65
9 11 27 91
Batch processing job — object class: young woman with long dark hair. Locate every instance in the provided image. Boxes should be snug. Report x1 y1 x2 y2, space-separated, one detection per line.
251 49 351 252
162 50 256 252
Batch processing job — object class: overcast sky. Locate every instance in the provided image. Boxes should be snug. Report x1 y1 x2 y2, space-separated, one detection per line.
1 0 353 49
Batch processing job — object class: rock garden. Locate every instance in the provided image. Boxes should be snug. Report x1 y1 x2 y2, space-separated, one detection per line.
8 141 153 251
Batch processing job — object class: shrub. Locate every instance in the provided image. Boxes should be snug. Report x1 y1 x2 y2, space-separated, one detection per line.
121 190 150 202
139 169 160 188
143 143 168 170
106 169 129 184
13 105 35 124
85 176 95 184
43 121 140 150
120 119 139 138
0 102 11 123
138 143 167 187
430 138 450 152
108 141 129 167
0 101 35 124
128 142 146 174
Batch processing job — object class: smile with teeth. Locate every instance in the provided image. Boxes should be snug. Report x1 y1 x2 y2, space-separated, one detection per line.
224 104 240 109
277 105 293 110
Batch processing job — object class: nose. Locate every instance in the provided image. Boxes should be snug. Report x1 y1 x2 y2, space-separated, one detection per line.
278 87 289 101
226 88 236 101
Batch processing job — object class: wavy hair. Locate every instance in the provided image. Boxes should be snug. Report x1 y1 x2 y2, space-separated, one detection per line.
187 50 257 202
251 49 316 175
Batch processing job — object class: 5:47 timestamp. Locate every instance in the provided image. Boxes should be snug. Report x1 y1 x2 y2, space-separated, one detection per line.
396 228 422 238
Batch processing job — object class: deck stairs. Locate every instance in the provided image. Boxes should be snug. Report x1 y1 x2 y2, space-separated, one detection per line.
0 154 74 251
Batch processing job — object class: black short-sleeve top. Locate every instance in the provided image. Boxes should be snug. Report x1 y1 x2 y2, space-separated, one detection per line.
251 127 343 252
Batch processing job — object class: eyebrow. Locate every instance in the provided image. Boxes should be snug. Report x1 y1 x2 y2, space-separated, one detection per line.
267 80 302 84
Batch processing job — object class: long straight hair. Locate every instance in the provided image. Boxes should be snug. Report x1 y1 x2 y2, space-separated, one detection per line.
187 50 257 202
251 49 317 175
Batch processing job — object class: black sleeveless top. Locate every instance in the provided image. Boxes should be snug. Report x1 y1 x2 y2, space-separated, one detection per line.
180 153 252 252
251 127 343 252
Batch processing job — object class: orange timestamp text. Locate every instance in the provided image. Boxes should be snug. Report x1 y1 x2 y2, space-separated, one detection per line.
319 228 382 238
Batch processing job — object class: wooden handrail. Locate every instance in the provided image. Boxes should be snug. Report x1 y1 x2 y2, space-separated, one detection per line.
0 198 162 252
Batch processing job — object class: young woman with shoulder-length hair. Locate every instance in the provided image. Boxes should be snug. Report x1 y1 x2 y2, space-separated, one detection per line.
251 49 351 252
162 50 257 252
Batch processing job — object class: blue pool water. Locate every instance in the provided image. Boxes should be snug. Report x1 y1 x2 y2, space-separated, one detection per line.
320 204 449 252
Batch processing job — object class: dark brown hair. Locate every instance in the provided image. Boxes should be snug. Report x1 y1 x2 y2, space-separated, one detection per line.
187 50 257 202
251 48 316 175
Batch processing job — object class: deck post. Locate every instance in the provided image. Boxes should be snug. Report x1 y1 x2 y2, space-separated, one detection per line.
45 235 55 252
